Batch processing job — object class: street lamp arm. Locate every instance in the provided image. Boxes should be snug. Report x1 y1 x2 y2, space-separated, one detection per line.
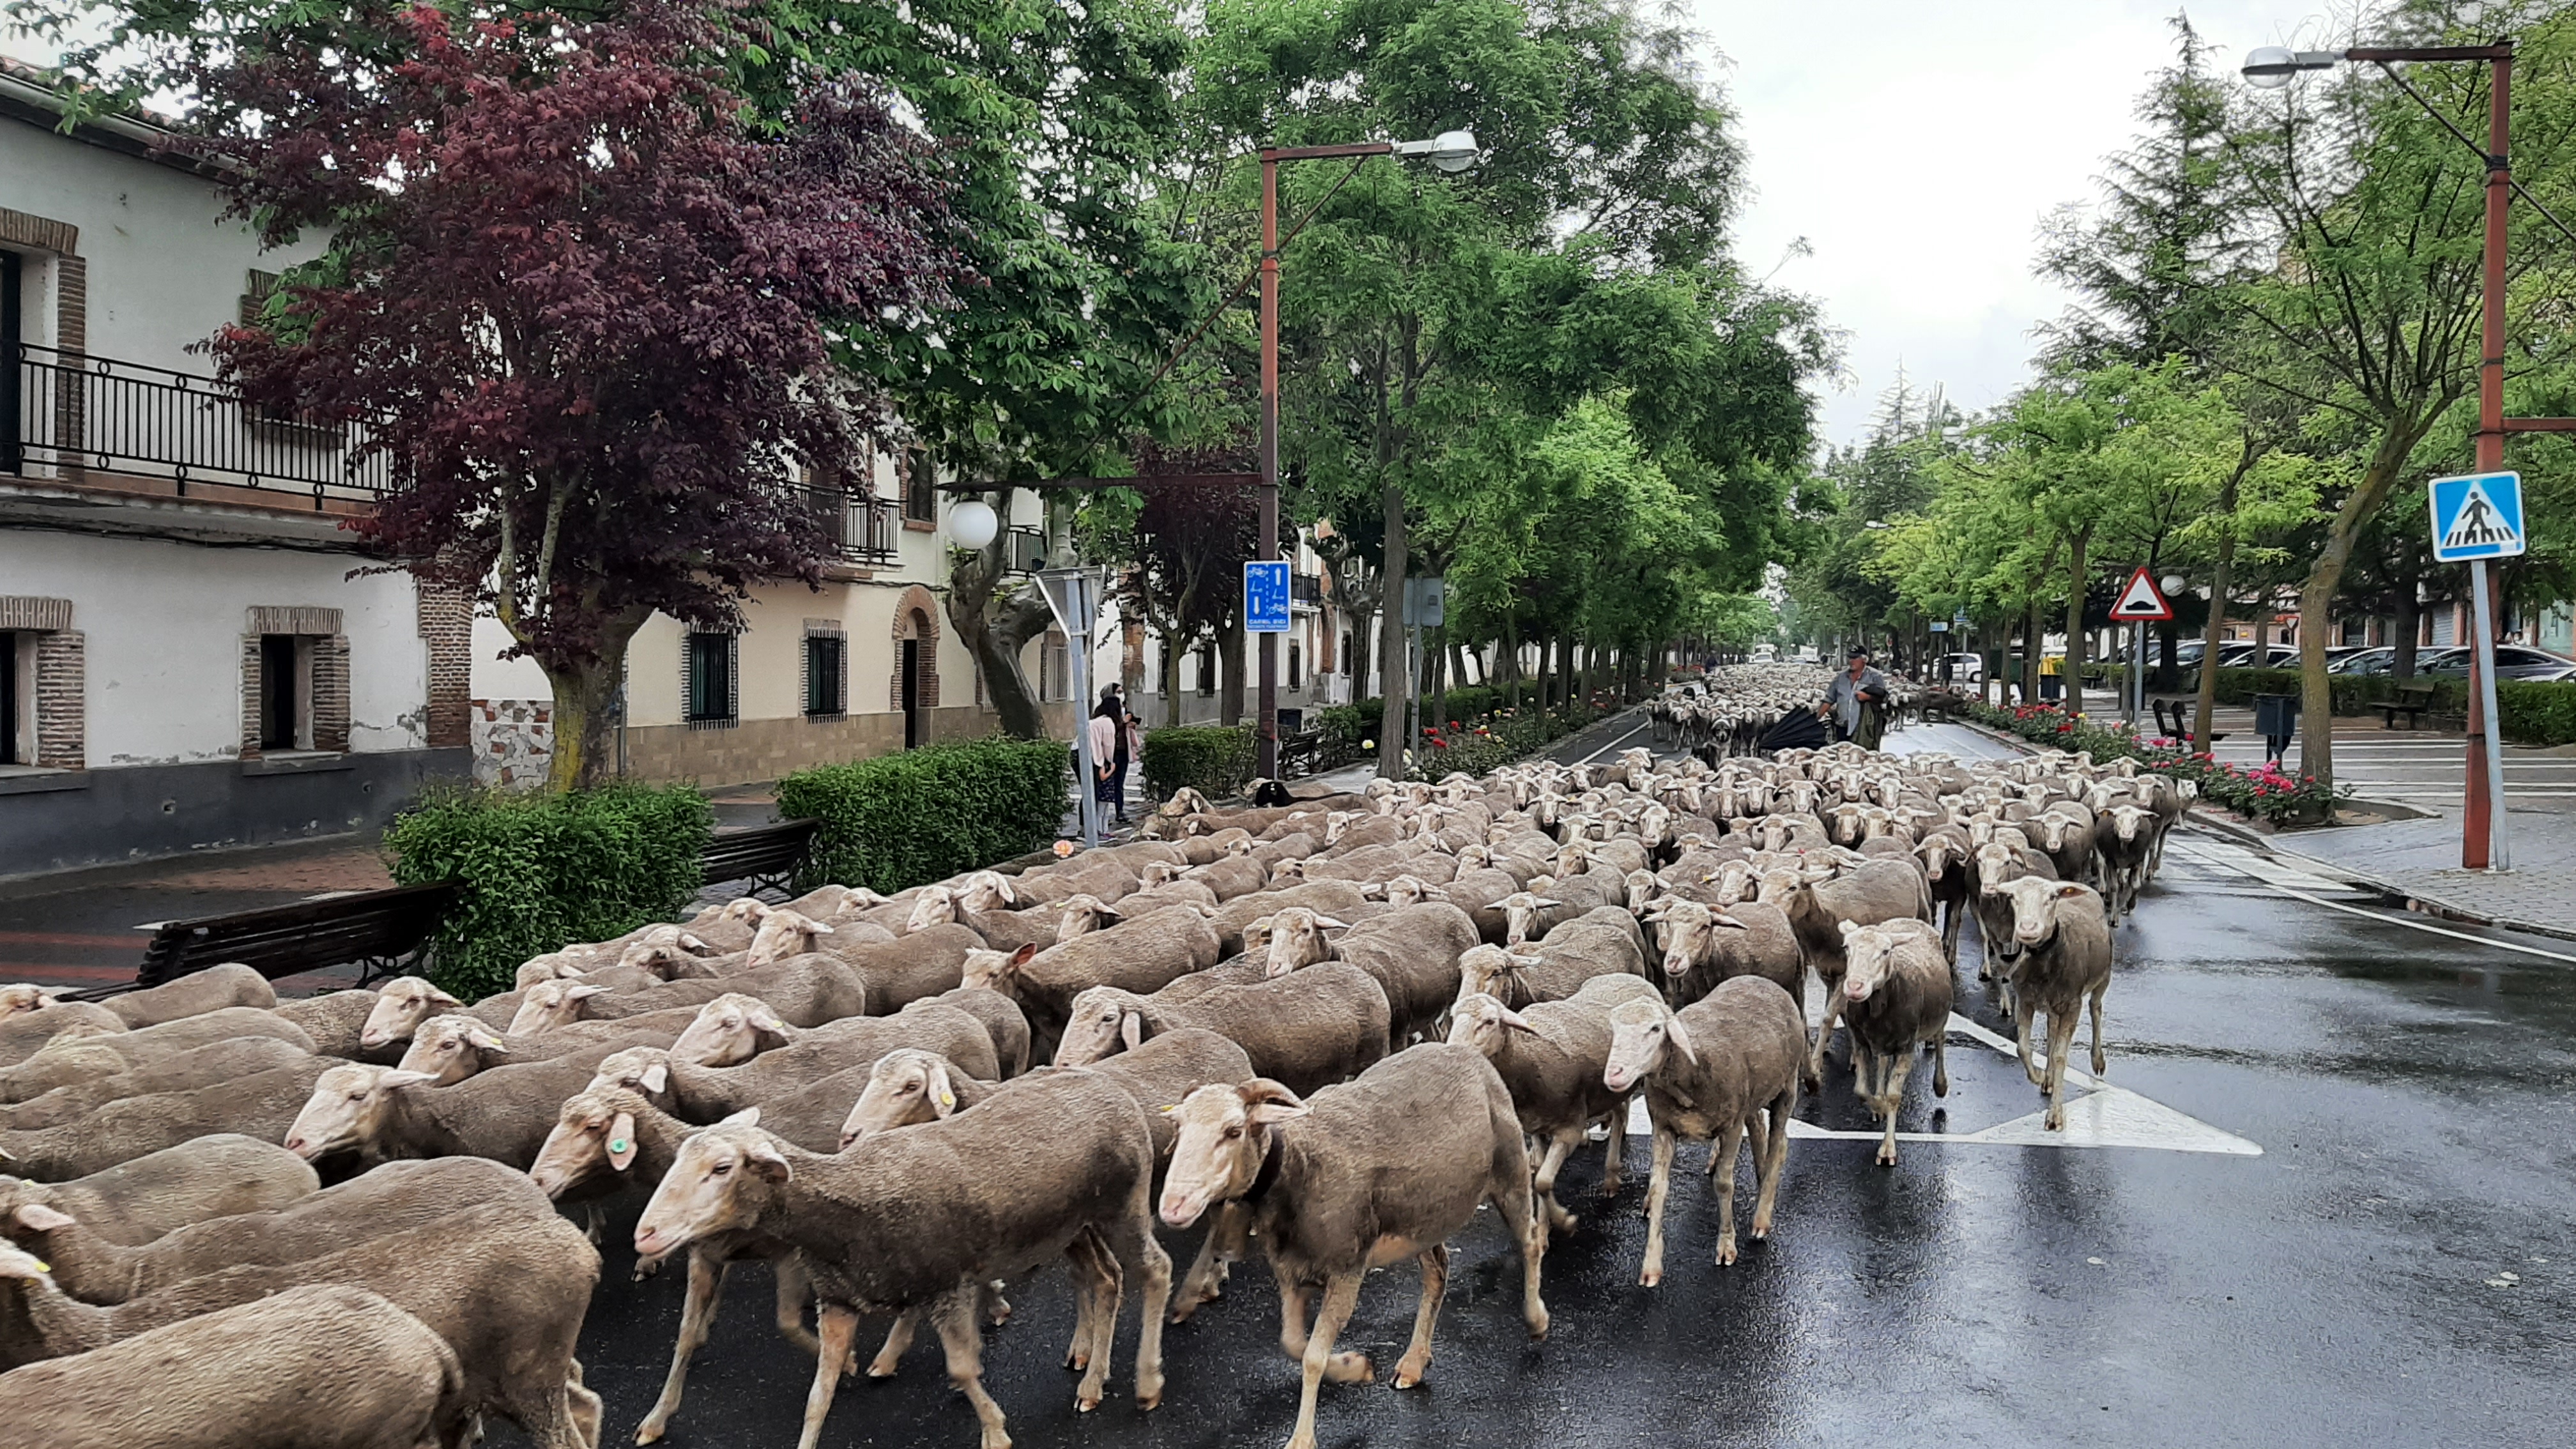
1261 142 1397 162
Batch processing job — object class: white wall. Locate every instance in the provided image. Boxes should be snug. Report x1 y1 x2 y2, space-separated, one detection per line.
1 114 323 373
470 615 554 701
0 531 427 763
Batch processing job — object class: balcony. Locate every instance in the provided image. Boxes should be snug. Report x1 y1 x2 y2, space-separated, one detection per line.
795 484 900 565
1292 572 1322 606
5 342 387 510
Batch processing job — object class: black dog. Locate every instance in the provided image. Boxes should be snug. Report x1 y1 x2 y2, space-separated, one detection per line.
1250 779 1294 808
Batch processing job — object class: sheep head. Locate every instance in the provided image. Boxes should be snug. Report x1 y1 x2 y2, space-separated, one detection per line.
1445 992 1537 1057
530 1085 652 1199
745 909 832 966
1054 894 1123 940
840 1048 962 1148
904 886 961 933
357 977 462 1050
1055 987 1153 1067
396 1015 512 1085
1997 875 2096 947
669 993 793 1068
1496 892 1565 948
586 1046 675 1103
0 985 57 1020
959 943 1040 996
1160 1080 1308 1229
284 1063 438 1160
1262 907 1344 978
504 979 609 1037
955 871 1018 914
1603 997 1694 1092
634 1110 785 1269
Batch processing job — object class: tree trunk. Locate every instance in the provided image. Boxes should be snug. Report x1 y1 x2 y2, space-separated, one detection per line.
1376 479 1410 780
1161 629 1185 727
946 513 1052 740
537 607 648 793
2192 498 2237 750
1503 613 1522 709
1220 621 1245 728
2300 420 2435 800
2393 585 2421 681
1428 625 1448 734
2063 525 2092 719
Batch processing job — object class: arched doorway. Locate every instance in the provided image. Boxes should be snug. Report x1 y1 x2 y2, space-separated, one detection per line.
891 587 942 750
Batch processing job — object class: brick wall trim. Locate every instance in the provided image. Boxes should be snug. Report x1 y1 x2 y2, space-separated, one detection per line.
32 631 84 770
415 580 471 749
890 586 942 716
247 605 344 636
0 208 79 256
0 597 73 632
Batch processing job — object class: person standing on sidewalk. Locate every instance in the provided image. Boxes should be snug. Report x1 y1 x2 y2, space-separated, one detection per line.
1087 693 1131 825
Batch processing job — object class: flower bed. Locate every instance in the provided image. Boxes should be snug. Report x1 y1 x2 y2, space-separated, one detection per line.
1965 701 2342 825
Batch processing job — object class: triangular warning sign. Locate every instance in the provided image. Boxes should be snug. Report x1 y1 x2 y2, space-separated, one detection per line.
2108 567 2172 620
2441 477 2515 552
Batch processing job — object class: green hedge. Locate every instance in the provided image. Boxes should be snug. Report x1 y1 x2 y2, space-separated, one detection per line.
2195 666 2576 744
778 738 1067 896
1140 725 1255 802
385 783 712 1000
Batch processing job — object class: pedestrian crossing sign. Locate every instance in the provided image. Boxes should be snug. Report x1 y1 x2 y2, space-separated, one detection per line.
2429 471 2526 562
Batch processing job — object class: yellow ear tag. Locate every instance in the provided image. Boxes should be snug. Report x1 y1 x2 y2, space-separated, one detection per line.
31 1261 48 1273
937 1092 954 1109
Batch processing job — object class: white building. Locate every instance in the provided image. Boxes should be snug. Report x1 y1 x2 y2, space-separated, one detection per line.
2 61 465 877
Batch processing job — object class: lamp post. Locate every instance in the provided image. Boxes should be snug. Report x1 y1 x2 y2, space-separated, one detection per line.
1258 130 1477 779
2241 40 2551 870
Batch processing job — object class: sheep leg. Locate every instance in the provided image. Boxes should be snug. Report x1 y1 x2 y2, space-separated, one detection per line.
1285 1273 1367 1449
1274 1269 1314 1362
1490 1138 1549 1340
1711 1119 1746 1266
1061 1232 1107 1375
2088 982 2110 1076
1639 1128 1676 1288
1750 1086 1793 1241
930 1289 1013 1449
1940 901 1963 965
1599 1106 1627 1197
1068 1231 1123 1411
868 1311 919 1379
634 1250 727 1445
794 1304 860 1449
1391 1244 1449 1388
1101 1184 1173 1411
1875 1050 1917 1167
2014 994 2043 1087
1807 979 1844 1083
1932 1034 1950 1098
772 1256 821 1357
1533 1131 1578 1234
1172 1200 1246 1322
2043 1008 2080 1131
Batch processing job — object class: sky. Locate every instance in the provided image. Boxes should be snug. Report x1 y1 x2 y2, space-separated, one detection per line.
1693 1 2346 449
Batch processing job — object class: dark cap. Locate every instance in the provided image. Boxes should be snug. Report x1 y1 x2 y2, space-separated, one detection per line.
1847 646 1869 659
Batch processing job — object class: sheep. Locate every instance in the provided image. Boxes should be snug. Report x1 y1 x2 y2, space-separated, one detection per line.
1268 901 1479 1046
1602 976 1804 1284
1453 917 1646 1013
0 1055 342 1181
925 974 1034 1077
509 953 868 1036
89 963 277 1027
0 1202 601 1449
0 1135 316 1246
1988 876 2115 1130
1639 896 1804 1008
2092 803 2158 923
592 1002 1000 1122
1183 854 1270 902
282 1051 627 1169
0 1006 311 1110
393 1008 700 1084
1007 853 1143 907
2 1155 545 1304
1208 880 1372 954
1496 890 1584 946
1834 921 1953 1167
1054 965 1392 1098
978 906 1223 1055
1913 830 1976 963
1764 857 1933 1077
1156 1046 1547 1449
0 1035 310 1131
743 907 882 967
665 991 995 1073
631 1071 1173 1449
272 989 399 1060
1970 842 2057 982
830 923 985 1013
0 1282 471 1449
1447 974 1661 1234
356 976 509 1050
503 977 724 1035
0 999 126 1070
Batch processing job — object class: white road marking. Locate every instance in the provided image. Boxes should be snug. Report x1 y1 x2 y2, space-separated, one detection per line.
2170 832 2576 965
1572 720 1655 767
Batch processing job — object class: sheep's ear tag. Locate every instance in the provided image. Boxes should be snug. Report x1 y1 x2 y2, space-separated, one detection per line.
936 1089 955 1110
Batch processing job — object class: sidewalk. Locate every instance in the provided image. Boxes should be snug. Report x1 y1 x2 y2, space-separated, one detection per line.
1911 709 2576 942
0 835 392 990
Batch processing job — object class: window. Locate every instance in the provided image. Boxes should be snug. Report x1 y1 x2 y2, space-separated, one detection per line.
1039 632 1070 703
903 449 936 523
1195 642 1218 696
1287 640 1303 690
804 634 846 718
0 632 21 764
685 631 736 723
258 633 310 750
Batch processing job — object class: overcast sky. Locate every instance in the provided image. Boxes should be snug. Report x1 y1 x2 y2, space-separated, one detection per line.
1696 1 2344 449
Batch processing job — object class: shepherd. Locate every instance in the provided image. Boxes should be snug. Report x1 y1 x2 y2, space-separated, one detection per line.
1821 646 1891 751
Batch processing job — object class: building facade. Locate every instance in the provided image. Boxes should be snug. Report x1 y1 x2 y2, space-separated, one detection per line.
1 63 467 877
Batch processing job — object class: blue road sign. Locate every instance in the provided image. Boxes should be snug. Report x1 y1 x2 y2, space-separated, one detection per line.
1244 560 1292 633
2429 470 2526 562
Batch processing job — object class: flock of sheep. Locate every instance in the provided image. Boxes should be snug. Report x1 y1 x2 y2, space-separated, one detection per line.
0 663 2191 1449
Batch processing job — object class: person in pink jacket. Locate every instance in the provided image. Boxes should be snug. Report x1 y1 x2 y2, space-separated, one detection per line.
1087 687 1140 825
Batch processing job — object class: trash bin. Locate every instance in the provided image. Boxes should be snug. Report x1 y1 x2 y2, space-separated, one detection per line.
2251 691 2299 765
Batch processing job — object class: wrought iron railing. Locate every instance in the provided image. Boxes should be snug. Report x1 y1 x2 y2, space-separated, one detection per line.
4 342 387 506
796 484 900 564
1292 572 1322 604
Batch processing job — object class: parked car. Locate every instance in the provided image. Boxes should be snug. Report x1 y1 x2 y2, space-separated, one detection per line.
2421 645 2576 681
2215 643 2301 668
1939 652 1984 684
2329 646 2398 676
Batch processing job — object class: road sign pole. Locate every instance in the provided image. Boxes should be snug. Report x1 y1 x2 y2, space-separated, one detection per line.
2467 559 2510 870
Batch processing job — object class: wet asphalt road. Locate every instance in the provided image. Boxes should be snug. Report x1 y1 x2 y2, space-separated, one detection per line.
516 717 2576 1449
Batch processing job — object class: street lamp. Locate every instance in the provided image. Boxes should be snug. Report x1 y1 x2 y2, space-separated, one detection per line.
1258 130 1480 780
947 497 999 552
2239 38 2532 870
2161 574 2186 597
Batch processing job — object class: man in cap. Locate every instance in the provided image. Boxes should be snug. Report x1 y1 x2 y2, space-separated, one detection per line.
1820 646 1891 749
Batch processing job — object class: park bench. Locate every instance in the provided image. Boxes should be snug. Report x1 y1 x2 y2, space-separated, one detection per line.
2375 682 2436 730
1276 726 1326 779
698 818 819 900
113 880 463 993
2151 698 2229 749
